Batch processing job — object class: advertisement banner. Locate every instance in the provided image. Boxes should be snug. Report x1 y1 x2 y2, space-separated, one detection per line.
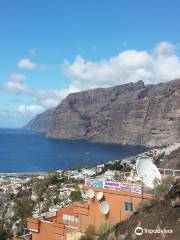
104 180 142 194
85 179 142 194
85 178 104 188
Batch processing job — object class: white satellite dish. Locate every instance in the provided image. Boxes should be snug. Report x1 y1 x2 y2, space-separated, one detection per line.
100 201 110 215
136 158 161 189
87 189 95 199
97 192 104 201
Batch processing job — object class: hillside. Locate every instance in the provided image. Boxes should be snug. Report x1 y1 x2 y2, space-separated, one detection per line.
23 108 55 133
23 79 180 147
161 147 180 169
99 179 180 240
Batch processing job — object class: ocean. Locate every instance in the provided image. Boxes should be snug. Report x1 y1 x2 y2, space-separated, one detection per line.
0 129 148 172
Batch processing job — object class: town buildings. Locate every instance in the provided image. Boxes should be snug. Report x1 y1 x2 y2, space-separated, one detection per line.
25 178 152 240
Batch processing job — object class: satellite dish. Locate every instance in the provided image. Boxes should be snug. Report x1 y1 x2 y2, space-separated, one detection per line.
97 192 104 201
100 201 110 215
136 158 161 189
87 189 95 199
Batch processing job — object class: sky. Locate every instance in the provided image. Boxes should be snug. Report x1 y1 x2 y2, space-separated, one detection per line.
1 0 180 128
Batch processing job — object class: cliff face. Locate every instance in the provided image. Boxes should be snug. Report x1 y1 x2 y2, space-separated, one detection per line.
24 79 180 147
23 108 55 133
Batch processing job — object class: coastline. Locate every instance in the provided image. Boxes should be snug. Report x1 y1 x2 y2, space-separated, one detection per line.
0 142 179 177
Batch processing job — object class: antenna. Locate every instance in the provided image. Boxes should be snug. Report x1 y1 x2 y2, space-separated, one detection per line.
97 192 104 201
87 189 95 199
100 201 110 215
136 158 161 189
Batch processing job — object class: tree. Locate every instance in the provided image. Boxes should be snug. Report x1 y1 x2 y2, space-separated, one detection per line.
153 176 175 199
69 190 82 202
14 197 33 234
47 172 60 185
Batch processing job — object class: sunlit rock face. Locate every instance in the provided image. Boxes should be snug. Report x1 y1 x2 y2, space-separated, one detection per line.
24 79 180 147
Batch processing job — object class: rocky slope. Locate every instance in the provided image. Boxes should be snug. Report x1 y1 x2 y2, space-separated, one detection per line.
161 147 180 169
23 79 180 147
23 108 55 133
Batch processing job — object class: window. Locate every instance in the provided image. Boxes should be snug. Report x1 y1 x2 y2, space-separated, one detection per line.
62 214 78 222
124 202 133 212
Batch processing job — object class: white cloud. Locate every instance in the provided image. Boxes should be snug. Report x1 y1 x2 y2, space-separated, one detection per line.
40 98 59 108
4 74 28 94
9 73 26 82
17 58 48 71
4 81 28 93
17 104 44 114
3 81 61 108
17 58 37 70
3 41 180 120
63 41 180 90
154 41 175 56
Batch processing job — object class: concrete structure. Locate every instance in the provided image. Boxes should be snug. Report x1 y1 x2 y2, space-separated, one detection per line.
26 182 152 240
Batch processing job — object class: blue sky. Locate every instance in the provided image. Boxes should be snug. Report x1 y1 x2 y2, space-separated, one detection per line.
1 0 180 128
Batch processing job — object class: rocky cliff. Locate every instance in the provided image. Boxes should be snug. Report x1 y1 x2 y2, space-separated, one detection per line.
23 108 55 133
23 79 180 147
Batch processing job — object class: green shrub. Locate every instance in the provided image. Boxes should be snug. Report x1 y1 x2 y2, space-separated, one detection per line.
80 225 96 240
153 176 175 198
99 221 113 236
69 190 82 202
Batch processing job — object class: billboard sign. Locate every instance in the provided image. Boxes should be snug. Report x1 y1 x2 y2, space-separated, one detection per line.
85 179 104 188
104 180 142 194
85 179 142 194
